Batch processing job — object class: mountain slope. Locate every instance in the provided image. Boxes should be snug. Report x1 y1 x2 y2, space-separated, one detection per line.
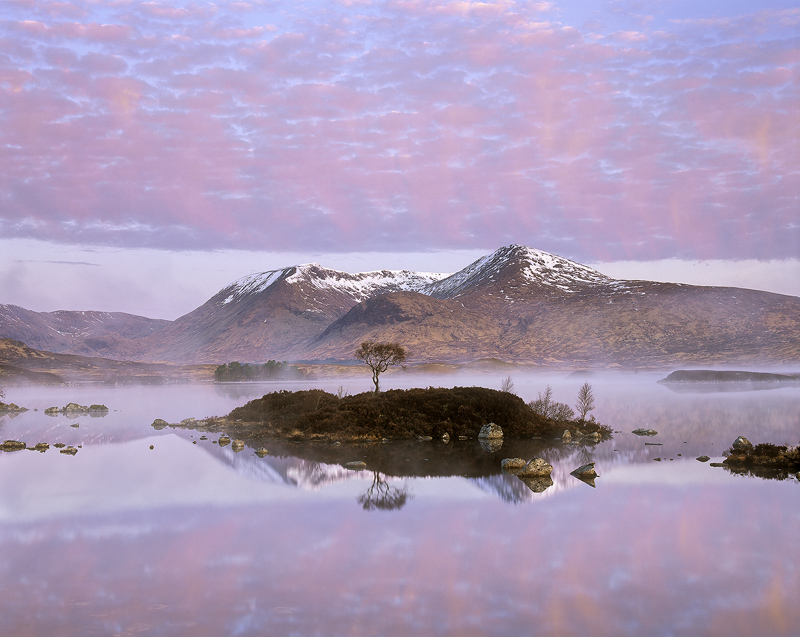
303 291 503 362
0 305 170 359
133 264 447 363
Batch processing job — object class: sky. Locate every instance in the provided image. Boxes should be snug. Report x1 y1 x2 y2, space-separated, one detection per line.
0 0 798 319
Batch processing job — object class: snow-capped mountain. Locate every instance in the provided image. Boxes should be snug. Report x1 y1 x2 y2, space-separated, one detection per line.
2 245 799 367
425 244 617 299
218 263 447 308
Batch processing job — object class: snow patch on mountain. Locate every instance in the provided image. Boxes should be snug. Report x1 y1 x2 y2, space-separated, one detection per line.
426 245 617 298
219 264 449 306
220 269 288 305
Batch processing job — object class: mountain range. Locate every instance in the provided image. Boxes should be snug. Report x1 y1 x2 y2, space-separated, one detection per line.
1 245 798 368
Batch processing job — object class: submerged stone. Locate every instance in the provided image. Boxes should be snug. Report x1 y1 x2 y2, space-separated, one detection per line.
519 475 554 493
255 448 269 458
696 456 711 462
231 439 245 452
344 461 367 470
218 436 231 447
151 419 169 430
561 429 572 443
1 440 26 452
60 446 78 456
479 438 503 453
632 428 658 436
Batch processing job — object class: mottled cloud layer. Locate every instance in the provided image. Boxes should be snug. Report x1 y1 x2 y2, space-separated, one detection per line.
1 0 797 261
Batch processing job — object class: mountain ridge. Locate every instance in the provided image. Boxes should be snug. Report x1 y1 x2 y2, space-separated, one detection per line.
1 245 798 367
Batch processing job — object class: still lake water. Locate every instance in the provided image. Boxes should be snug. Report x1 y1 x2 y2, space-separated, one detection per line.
1 373 798 636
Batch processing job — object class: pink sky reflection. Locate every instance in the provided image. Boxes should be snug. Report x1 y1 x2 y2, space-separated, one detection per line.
0 481 797 635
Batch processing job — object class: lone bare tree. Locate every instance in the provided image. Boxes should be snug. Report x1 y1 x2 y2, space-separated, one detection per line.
575 382 596 422
355 341 408 393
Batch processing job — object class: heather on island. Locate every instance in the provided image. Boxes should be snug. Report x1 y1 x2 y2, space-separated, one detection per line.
221 385 611 442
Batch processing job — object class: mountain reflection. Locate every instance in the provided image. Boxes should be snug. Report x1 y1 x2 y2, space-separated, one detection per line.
357 472 410 511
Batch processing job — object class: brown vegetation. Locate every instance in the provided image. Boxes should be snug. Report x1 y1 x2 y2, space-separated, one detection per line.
224 386 612 441
723 442 800 480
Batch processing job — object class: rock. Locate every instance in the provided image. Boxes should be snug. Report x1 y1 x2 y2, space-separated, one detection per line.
441 432 450 442
63 403 89 414
32 443 49 452
584 432 602 443
0 402 28 414
255 448 269 458
179 418 198 427
199 435 208 440
417 435 433 441
151 419 169 430
654 457 662 462
519 475 554 493
478 423 503 439
333 441 341 446
70 423 80 428
458 435 469 440
561 429 572 443
732 436 754 452
570 462 598 487
709 462 725 467
632 428 658 436
89 404 109 412
1 440 26 452
60 446 78 455
44 407 60 415
571 462 598 478
344 461 367 470
53 442 66 448
150 445 154 450
231 439 245 452
218 436 231 447
500 458 528 474
518 458 553 477
696 456 711 462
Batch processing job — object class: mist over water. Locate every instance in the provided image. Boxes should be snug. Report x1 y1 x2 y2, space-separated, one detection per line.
0 374 798 635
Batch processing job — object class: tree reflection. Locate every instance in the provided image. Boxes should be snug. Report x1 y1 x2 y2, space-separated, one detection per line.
357 472 411 511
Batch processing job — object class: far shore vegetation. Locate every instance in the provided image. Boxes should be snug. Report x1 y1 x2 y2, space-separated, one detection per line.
213 360 310 382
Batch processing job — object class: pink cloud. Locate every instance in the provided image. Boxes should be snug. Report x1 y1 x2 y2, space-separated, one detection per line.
0 1 796 260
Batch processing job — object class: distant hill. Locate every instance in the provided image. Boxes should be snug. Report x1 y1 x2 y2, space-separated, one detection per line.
0 338 211 384
0 305 169 359
1 245 799 367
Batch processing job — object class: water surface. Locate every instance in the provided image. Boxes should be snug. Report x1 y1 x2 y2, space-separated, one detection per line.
1 374 798 635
